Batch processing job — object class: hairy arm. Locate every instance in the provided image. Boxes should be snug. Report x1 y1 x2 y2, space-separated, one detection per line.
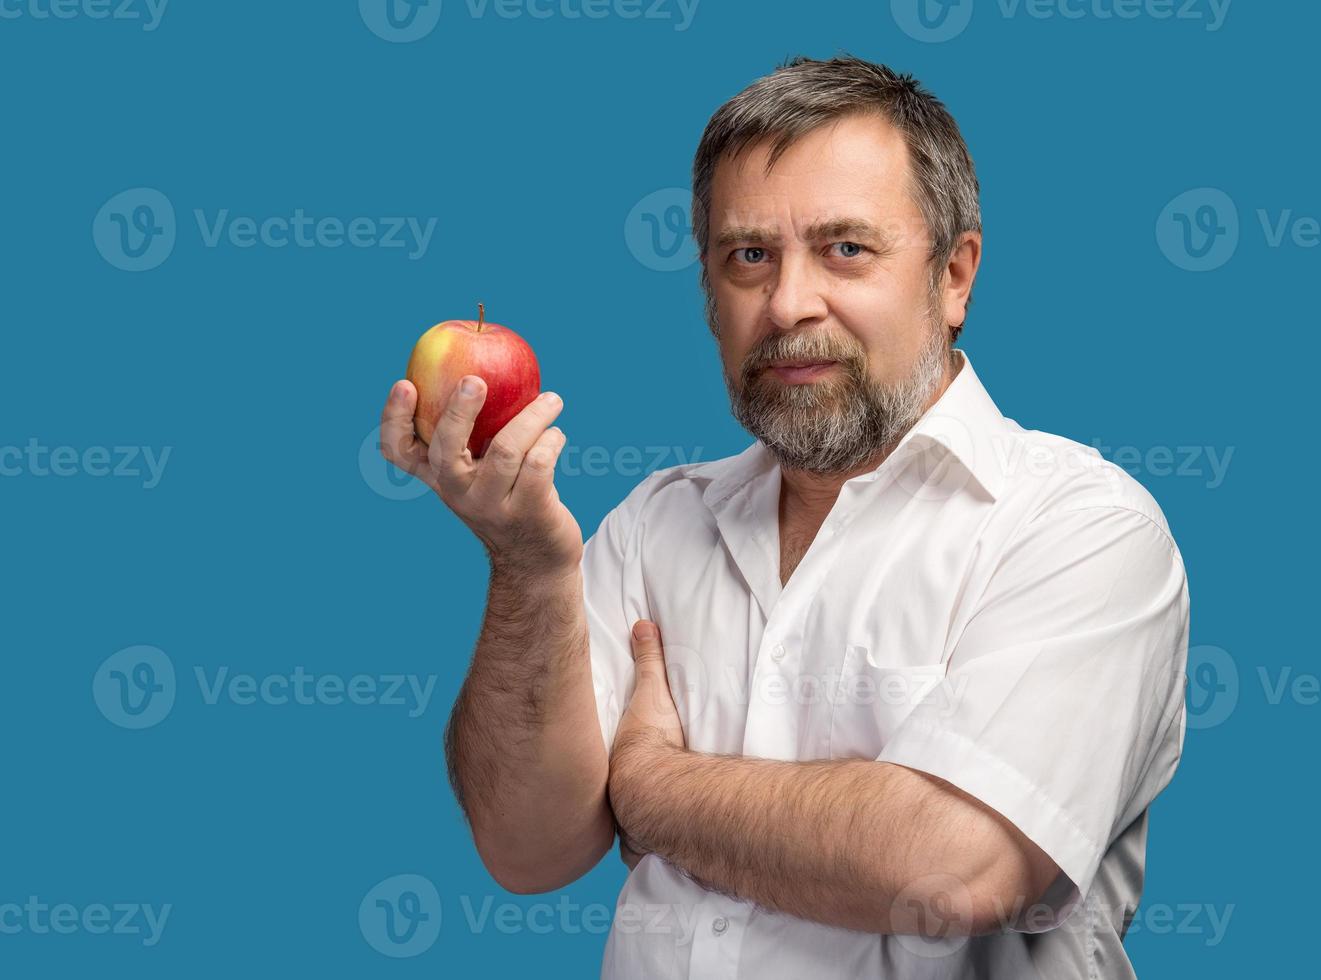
445 562 615 894
610 730 1059 935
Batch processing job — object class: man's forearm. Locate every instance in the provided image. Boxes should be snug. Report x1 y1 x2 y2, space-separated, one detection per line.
610 732 1028 935
445 562 613 892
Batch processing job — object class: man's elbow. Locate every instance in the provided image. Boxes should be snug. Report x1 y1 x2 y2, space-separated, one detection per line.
965 849 1061 935
474 814 617 895
487 865 568 896
953 799 1063 935
874 848 1060 937
484 853 601 896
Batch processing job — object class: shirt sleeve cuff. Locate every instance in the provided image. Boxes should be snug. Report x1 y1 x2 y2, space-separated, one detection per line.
877 720 1103 932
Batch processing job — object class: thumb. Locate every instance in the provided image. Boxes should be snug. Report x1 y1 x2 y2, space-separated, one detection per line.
627 620 682 738
630 620 666 676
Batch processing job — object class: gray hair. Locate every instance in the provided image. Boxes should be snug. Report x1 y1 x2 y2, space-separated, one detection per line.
691 54 981 344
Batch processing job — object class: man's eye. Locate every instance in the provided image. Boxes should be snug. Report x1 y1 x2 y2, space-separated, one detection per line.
830 242 868 258
732 247 768 264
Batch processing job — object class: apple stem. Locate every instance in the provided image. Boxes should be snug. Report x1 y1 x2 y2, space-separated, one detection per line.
477 302 485 333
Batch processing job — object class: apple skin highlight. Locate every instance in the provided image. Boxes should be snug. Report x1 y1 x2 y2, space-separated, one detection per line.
405 307 542 458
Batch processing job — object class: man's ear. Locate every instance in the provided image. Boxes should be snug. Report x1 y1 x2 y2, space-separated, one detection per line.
940 230 982 329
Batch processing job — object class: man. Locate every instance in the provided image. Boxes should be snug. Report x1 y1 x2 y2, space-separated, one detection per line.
379 55 1189 979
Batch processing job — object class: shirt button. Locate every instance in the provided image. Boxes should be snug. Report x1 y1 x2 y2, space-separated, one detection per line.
712 916 729 935
771 644 786 662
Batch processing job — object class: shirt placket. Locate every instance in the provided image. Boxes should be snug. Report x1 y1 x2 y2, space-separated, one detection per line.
743 492 861 761
685 898 749 978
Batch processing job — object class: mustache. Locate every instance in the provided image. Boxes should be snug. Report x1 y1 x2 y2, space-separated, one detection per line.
741 334 866 375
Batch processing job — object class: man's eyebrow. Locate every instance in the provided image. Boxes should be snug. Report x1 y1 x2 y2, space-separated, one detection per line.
712 218 895 250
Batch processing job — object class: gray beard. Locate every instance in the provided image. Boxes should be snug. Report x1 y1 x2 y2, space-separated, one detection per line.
720 312 952 475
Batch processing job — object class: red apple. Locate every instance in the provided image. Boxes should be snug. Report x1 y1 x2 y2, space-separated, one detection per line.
405 304 541 458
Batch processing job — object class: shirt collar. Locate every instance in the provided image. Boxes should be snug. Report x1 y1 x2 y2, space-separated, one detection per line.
698 348 1008 508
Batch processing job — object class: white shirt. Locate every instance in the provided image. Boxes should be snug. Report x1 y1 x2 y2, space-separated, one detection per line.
581 349 1190 979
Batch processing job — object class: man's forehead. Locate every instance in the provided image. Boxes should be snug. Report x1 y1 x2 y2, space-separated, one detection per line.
706 119 918 245
707 193 926 251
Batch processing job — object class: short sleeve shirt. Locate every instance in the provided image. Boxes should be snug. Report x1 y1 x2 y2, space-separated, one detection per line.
581 350 1190 979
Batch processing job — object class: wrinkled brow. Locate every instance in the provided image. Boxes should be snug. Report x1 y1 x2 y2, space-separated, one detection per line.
713 217 895 250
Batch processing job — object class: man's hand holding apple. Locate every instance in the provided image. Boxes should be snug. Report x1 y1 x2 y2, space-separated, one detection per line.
379 376 581 578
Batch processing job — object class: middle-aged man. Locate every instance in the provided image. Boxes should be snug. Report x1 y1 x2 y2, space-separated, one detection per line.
380 55 1190 980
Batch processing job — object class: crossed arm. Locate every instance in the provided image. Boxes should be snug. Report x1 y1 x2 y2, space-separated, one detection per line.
604 623 1063 937
446 575 1059 935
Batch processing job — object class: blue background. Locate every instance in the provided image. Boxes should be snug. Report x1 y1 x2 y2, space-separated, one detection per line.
1 0 1311 975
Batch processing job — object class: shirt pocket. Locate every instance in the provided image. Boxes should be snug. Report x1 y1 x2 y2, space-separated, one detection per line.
827 643 949 759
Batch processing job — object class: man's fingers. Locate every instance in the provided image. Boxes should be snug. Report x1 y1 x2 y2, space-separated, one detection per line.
379 380 432 481
508 425 567 512
428 375 485 491
469 391 565 500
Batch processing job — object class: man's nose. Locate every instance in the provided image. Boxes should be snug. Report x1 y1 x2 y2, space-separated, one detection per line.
766 249 829 330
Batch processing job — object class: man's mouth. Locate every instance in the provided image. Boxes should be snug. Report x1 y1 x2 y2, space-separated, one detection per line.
763 360 839 383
